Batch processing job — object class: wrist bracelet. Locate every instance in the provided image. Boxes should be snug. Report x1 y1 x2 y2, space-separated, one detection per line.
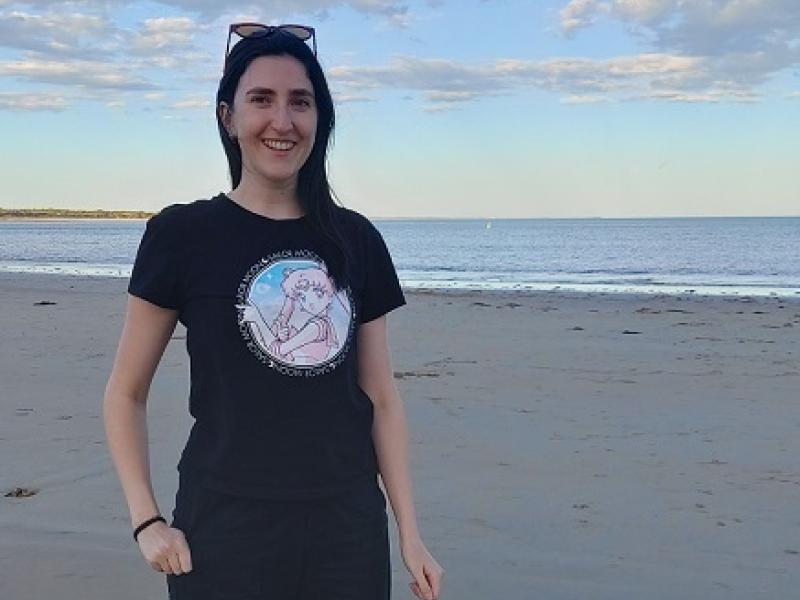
133 515 166 542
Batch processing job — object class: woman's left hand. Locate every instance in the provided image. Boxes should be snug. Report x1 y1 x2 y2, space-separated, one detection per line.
400 535 445 600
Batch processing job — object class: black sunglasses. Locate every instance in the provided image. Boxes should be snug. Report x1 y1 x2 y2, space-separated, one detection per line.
224 23 317 73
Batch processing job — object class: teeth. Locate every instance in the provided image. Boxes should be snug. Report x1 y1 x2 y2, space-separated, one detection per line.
263 140 296 151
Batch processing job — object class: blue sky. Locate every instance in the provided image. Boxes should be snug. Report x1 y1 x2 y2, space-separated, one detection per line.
1 0 798 218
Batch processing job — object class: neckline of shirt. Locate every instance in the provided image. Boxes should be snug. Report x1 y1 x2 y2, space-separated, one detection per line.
218 192 308 224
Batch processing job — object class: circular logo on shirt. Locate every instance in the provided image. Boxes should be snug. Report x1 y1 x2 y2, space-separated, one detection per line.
236 250 355 377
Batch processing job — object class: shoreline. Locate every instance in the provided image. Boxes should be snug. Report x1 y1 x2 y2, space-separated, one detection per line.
1 269 799 302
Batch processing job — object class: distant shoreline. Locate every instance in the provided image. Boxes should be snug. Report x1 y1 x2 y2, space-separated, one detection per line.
1 208 798 220
0 208 154 219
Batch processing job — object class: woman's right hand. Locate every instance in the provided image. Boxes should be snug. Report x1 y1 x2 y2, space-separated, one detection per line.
136 521 193 575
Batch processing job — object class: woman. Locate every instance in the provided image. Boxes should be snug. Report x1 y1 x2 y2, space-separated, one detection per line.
103 23 444 600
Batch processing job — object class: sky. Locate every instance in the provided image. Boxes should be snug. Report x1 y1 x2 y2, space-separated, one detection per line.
0 0 798 218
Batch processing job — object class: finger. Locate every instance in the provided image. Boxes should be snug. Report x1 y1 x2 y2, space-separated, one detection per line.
157 558 172 575
409 581 423 599
178 541 193 573
163 552 179 575
413 571 434 600
166 548 185 575
425 563 442 598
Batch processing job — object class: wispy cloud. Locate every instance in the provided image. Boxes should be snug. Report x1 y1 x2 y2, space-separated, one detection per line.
129 16 199 53
332 93 376 104
1 0 422 24
171 95 212 109
0 10 112 59
329 52 761 106
0 90 68 111
425 90 479 102
422 103 461 113
560 94 610 104
0 58 157 90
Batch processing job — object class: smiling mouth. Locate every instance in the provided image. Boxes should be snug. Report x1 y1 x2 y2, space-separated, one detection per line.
262 139 297 151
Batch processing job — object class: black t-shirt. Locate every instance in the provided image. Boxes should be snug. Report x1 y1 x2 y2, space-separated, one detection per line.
128 192 406 499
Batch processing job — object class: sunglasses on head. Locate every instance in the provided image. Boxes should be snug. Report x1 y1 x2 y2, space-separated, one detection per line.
224 23 317 73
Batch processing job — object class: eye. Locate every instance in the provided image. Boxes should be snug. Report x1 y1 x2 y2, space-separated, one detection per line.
250 95 269 104
292 98 311 108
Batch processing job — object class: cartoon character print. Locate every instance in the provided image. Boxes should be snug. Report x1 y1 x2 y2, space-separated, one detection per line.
236 250 355 377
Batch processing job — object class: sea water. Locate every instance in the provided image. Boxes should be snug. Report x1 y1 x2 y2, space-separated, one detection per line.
1 216 798 298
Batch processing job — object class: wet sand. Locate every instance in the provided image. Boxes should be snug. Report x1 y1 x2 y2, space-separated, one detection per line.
1 271 799 599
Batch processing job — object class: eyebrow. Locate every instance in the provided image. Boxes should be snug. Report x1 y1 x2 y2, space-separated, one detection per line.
245 87 315 98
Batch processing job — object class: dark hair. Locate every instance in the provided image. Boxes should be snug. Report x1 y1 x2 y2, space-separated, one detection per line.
215 29 351 292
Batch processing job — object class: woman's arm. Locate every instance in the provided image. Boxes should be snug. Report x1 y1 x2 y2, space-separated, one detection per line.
357 315 444 600
103 295 178 528
104 294 192 576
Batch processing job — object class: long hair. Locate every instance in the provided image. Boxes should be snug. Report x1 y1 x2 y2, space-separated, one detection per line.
215 29 351 292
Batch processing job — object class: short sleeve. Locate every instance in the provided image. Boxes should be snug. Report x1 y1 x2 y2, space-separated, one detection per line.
360 218 406 324
127 207 183 310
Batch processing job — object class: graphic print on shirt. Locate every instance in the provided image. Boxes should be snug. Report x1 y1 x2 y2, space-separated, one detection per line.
235 249 355 377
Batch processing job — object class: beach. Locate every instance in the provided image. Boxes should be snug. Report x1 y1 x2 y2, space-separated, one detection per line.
1 270 799 599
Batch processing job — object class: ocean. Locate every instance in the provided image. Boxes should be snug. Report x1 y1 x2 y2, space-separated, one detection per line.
1 216 798 298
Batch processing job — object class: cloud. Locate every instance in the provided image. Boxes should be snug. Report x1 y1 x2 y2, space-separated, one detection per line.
560 0 800 54
332 92 376 103
631 88 759 103
0 10 112 59
0 58 157 90
422 102 461 113
330 56 507 93
560 0 609 34
561 94 610 104
0 11 214 95
1 0 419 24
329 52 760 105
557 0 800 101
171 95 211 108
129 16 199 52
123 17 214 71
0 90 68 111
425 90 478 102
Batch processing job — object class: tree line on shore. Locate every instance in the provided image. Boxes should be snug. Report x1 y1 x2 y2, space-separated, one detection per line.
0 208 154 219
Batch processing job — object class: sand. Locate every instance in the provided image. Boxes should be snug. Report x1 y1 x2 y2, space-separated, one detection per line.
1 271 799 599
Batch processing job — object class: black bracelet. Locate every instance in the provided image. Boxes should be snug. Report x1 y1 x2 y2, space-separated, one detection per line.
133 515 166 542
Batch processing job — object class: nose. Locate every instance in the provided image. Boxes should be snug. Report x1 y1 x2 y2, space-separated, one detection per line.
270 102 293 133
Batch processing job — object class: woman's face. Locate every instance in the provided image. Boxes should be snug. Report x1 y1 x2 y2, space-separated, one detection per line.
220 54 318 186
